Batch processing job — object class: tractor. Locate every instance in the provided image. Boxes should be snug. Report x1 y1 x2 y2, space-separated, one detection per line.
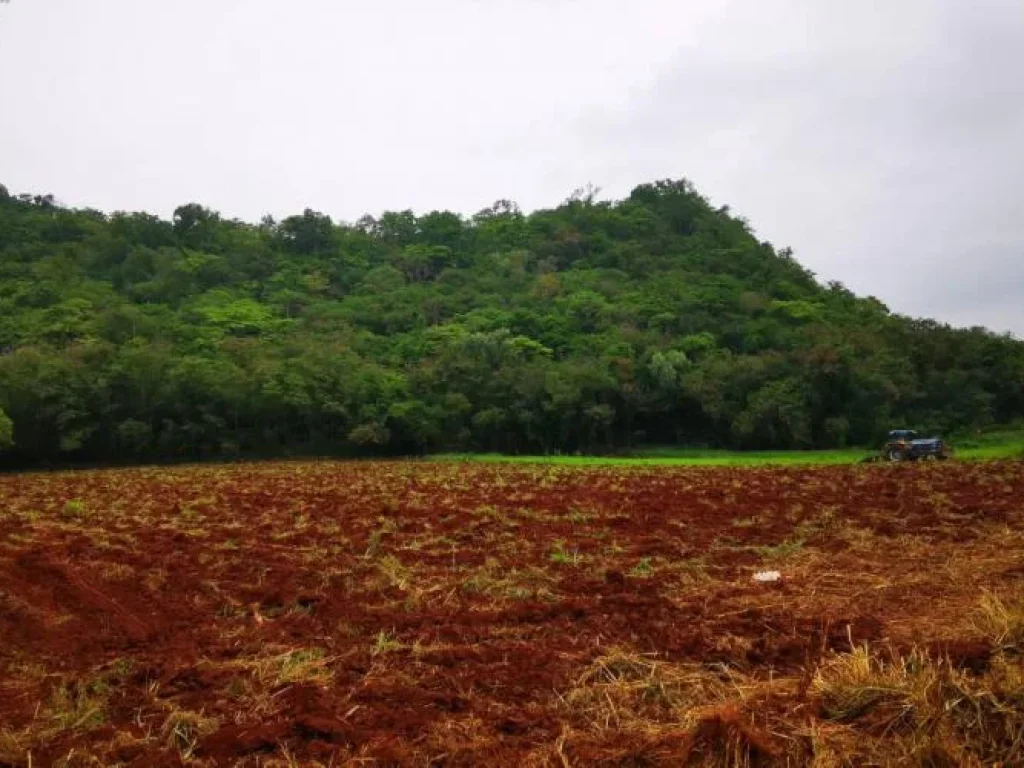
878 429 951 462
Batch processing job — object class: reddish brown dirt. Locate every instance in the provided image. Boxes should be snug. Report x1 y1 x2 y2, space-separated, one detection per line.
0 460 1022 766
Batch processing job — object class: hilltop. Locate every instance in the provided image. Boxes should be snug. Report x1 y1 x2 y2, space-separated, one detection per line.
1 180 1021 463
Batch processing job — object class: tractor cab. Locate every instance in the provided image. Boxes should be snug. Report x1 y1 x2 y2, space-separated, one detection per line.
888 429 918 442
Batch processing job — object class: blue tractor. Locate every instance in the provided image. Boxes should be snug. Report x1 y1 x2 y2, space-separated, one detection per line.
880 429 951 462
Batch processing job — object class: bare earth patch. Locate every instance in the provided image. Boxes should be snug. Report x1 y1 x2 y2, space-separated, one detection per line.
0 460 1022 766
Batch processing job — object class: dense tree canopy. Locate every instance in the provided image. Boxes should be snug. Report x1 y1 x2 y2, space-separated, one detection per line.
1 179 1021 464
0 407 12 453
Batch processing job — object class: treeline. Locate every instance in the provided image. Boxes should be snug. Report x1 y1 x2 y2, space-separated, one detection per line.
1 180 1022 464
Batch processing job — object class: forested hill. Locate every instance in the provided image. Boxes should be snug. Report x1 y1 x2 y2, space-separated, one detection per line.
1 179 1022 463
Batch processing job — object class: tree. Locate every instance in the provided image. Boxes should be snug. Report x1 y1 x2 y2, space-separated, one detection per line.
172 203 221 251
732 378 812 449
277 209 336 255
0 407 13 451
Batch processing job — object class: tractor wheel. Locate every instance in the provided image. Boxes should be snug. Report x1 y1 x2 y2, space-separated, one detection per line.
886 449 904 462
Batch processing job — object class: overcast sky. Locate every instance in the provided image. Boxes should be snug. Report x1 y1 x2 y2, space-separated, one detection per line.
2 0 1022 336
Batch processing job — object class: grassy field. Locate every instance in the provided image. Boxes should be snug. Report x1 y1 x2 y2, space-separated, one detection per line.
438 448 871 467
952 426 1024 460
437 427 1024 467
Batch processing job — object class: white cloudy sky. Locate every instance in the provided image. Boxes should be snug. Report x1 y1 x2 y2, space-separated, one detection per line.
2 0 1022 335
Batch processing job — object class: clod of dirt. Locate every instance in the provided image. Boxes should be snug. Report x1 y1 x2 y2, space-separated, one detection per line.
295 594 322 612
498 717 529 735
294 714 351 744
604 569 626 586
200 723 288 756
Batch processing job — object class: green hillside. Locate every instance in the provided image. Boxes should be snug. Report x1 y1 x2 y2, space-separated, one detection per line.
1 180 1022 464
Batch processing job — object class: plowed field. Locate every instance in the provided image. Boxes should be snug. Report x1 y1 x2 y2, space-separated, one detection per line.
1 460 1023 766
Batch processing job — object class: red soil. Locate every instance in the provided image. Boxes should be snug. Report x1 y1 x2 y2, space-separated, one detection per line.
0 460 1022 765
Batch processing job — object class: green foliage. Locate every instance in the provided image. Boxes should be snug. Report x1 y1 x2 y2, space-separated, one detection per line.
0 407 13 451
0 178 1022 465
630 557 654 577
549 541 581 566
